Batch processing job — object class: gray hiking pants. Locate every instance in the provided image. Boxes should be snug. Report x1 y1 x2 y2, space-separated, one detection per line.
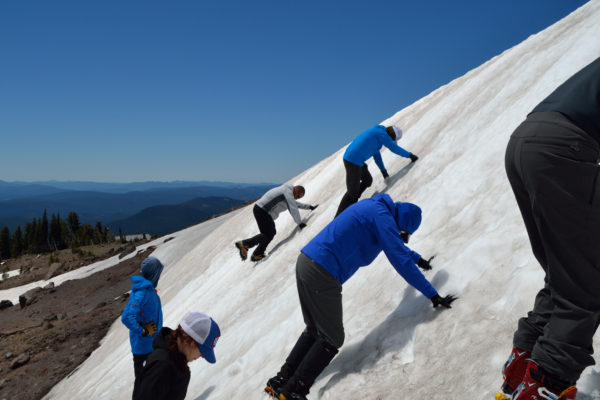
296 252 344 348
505 111 600 382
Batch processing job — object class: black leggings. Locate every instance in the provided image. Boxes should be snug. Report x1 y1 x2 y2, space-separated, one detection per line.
242 205 276 256
335 159 373 217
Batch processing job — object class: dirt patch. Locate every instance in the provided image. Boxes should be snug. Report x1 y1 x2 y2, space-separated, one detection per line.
0 242 149 291
0 246 156 400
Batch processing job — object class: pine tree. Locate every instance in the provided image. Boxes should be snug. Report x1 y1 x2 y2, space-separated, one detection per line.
49 213 66 250
67 212 80 245
11 226 24 258
50 213 59 250
38 210 49 252
79 224 93 246
0 226 11 260
93 222 103 244
25 220 37 253
60 219 69 248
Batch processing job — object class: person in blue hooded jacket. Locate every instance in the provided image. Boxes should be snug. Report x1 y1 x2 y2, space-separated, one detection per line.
335 124 419 217
121 256 164 396
265 193 456 400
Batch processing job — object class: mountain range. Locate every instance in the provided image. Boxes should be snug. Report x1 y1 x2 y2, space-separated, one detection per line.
0 181 276 235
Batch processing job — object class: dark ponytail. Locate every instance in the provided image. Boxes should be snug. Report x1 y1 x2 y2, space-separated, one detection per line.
166 325 194 373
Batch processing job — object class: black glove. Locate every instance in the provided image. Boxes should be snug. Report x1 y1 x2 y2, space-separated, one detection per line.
141 321 157 336
417 257 432 271
409 153 419 163
381 170 389 179
299 223 307 230
309 204 318 211
430 294 457 309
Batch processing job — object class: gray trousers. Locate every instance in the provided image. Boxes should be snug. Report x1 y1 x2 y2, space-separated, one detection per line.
505 111 600 382
296 252 344 348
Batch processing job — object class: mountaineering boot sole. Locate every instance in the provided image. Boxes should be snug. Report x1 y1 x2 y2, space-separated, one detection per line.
278 393 307 400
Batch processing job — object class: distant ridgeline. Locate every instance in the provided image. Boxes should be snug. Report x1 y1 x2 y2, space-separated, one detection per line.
0 181 278 260
106 196 247 237
0 210 111 261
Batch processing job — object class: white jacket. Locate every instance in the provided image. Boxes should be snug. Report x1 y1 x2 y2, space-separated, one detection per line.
256 183 310 225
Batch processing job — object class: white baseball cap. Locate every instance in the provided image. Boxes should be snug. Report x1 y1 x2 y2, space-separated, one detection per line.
180 312 220 363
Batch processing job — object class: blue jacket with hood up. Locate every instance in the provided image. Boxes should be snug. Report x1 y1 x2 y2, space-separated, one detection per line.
121 276 163 355
344 125 411 172
301 193 437 299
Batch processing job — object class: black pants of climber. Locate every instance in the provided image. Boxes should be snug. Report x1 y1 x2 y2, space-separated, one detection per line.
242 205 276 256
132 353 149 396
505 111 600 383
335 159 373 217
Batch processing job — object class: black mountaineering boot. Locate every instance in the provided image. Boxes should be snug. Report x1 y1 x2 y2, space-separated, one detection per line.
277 338 338 399
265 331 317 397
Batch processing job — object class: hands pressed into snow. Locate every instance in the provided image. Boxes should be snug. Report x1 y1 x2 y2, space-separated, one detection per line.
430 294 457 309
409 153 419 163
381 170 389 179
309 204 319 211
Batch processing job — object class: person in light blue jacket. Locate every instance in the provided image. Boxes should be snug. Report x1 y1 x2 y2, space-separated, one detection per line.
265 193 456 399
335 124 418 217
121 256 164 396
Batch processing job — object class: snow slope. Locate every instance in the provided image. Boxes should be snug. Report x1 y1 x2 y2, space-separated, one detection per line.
0 211 239 305
44 2 600 399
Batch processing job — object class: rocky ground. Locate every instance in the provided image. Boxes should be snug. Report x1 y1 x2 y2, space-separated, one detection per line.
0 242 144 291
0 244 157 400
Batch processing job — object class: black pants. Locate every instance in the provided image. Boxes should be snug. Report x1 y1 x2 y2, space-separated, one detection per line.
132 353 149 395
505 111 600 382
335 159 373 217
243 205 276 256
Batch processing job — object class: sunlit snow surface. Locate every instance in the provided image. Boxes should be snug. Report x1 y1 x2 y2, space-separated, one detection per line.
27 2 600 399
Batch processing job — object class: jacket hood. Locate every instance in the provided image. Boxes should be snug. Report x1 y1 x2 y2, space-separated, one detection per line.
374 193 422 233
395 202 422 233
141 256 164 288
130 275 154 291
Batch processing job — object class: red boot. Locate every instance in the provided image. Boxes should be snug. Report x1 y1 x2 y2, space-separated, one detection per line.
511 361 577 400
497 346 532 399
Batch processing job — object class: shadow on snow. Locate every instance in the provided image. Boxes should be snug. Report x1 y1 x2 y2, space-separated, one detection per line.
317 269 450 397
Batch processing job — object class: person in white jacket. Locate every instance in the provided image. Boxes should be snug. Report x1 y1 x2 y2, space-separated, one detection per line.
235 184 317 261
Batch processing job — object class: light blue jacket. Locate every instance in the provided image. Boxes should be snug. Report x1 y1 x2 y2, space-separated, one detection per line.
301 193 437 299
121 276 163 355
344 125 411 172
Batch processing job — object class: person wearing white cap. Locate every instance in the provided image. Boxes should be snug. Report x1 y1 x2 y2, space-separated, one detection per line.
335 124 418 217
133 311 221 400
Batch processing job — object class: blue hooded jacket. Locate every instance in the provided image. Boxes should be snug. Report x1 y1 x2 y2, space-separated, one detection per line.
301 193 437 299
121 275 163 354
344 125 411 172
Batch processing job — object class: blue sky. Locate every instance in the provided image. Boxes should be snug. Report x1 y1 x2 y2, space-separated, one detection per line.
0 0 589 184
